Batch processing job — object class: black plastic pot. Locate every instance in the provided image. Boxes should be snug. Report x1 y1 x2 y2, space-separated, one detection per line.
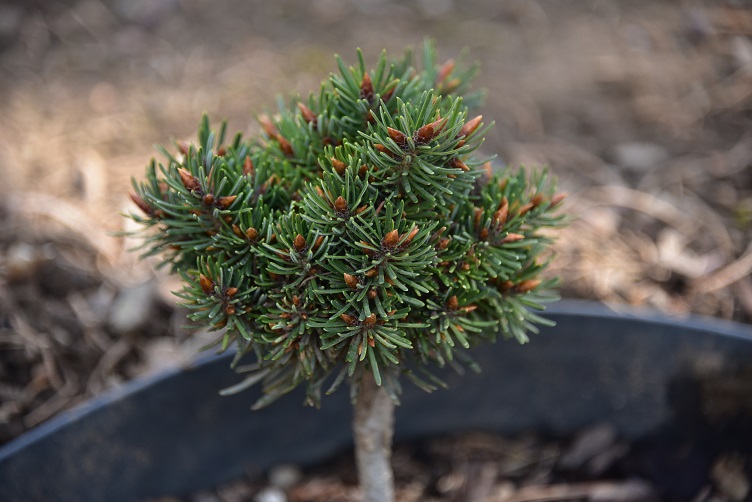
1 301 751 501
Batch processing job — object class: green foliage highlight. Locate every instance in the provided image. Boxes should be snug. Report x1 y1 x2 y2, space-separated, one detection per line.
129 42 565 408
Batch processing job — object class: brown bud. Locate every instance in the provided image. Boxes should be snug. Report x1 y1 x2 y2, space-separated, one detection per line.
386 127 407 147
202 193 215 206
225 287 239 298
479 227 489 240
551 192 567 206
461 305 478 313
368 336 376 348
458 115 482 138
365 268 378 277
474 207 483 228
334 196 348 213
382 86 395 101
483 162 493 179
518 202 535 216
373 143 388 154
277 136 294 157
517 279 541 293
367 289 378 299
312 235 324 251
178 168 201 192
492 210 506 228
436 59 455 84
232 224 243 238
297 102 317 124
495 280 512 292
363 313 377 327
531 193 545 207
355 205 368 215
449 157 470 171
246 227 259 241
243 156 255 176
292 295 300 306
447 295 459 311
224 304 236 316
360 72 374 100
331 157 347 175
259 115 279 137
176 140 190 155
358 165 369 178
199 274 214 295
293 234 306 253
360 240 376 257
341 313 357 325
461 262 471 271
437 237 450 250
216 146 226 157
382 229 400 248
414 117 447 144
404 226 419 244
502 233 524 243
494 198 509 227
217 195 237 209
443 77 461 93
344 273 359 289
130 193 154 216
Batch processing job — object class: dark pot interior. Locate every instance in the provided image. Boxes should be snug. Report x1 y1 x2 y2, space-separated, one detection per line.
1 301 750 501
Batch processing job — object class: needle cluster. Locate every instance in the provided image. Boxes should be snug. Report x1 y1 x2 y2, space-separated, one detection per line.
129 42 565 408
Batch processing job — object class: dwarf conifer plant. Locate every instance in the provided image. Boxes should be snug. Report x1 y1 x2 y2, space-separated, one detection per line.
129 42 565 502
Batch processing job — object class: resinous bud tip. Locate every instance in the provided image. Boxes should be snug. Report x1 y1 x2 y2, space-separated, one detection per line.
293 234 307 253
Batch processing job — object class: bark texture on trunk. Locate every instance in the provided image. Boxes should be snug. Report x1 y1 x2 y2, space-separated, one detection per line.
353 373 395 502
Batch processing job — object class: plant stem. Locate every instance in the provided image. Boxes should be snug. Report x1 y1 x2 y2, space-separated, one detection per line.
353 372 395 502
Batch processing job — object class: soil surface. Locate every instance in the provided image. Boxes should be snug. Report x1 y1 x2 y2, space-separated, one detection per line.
1 0 751 500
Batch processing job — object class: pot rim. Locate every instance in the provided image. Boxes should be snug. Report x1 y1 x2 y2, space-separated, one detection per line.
1 299 750 462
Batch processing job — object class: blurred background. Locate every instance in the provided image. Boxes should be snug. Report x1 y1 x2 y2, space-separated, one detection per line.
0 0 750 444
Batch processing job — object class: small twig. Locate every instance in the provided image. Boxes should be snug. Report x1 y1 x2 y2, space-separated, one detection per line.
583 185 735 256
732 277 752 317
22 377 80 428
499 479 655 502
86 339 132 395
67 292 112 352
692 241 752 294
8 191 118 263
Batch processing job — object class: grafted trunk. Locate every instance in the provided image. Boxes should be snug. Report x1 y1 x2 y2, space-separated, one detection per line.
352 373 395 502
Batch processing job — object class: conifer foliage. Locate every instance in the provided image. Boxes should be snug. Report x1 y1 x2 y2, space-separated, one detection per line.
129 42 565 409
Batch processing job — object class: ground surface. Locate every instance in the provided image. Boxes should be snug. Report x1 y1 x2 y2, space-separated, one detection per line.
0 0 751 499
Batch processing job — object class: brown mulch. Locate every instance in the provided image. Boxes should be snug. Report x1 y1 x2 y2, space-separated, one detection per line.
152 427 749 501
0 0 751 499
